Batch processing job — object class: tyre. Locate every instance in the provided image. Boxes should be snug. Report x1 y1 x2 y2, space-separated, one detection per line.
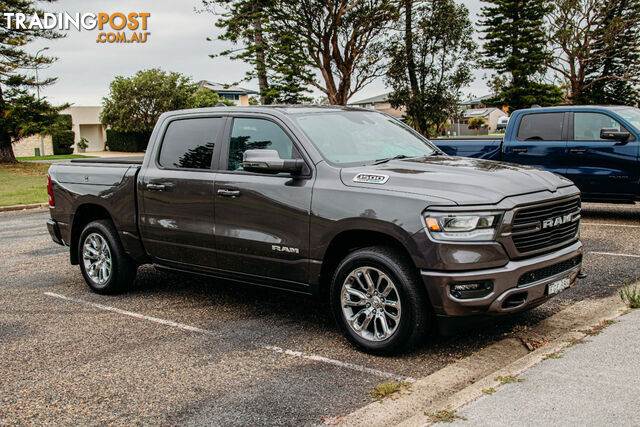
78 219 136 294
330 246 430 355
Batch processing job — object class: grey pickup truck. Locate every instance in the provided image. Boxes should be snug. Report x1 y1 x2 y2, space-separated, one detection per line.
47 106 584 354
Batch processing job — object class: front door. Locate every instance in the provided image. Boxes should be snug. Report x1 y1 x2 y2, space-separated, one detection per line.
565 111 639 200
139 116 226 268
213 116 313 289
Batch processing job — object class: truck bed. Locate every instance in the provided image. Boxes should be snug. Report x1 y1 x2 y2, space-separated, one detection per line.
70 156 144 165
432 137 503 160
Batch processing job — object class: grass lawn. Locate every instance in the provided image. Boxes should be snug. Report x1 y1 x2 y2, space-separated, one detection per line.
0 162 50 206
16 154 95 161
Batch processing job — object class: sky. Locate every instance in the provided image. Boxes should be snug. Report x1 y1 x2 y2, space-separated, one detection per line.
28 0 487 107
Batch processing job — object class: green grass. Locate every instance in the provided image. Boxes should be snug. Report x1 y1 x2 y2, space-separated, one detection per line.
495 375 524 384
620 278 640 309
0 162 50 206
425 408 467 423
16 154 94 161
369 381 411 401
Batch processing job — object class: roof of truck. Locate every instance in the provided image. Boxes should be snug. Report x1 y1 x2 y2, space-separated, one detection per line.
163 104 371 117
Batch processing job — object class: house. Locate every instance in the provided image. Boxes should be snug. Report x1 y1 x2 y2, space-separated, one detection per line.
348 92 405 118
452 108 507 135
60 106 107 152
197 81 258 106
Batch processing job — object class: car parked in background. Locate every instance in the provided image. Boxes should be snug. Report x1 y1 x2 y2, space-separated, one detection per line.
435 106 640 203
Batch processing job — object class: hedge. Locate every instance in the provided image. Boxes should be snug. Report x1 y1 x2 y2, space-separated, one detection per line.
52 129 75 155
105 130 151 152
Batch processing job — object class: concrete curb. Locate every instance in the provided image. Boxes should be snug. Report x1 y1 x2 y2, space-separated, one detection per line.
340 295 627 426
0 202 48 212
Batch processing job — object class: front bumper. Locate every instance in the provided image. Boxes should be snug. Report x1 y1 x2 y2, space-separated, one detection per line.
421 240 583 317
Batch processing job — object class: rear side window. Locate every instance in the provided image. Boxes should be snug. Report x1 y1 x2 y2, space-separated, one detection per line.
227 118 298 171
517 113 564 141
158 117 224 169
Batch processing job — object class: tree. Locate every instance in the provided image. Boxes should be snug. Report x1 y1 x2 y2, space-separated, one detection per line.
191 88 234 108
0 0 65 163
547 0 640 103
577 0 640 105
385 0 476 136
270 0 397 105
101 69 196 133
202 0 312 104
479 0 564 112
468 116 486 136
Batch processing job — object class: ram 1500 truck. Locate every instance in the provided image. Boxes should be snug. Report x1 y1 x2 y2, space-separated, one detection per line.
434 106 640 203
47 106 584 354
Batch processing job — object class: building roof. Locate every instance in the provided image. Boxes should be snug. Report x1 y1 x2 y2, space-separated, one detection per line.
197 80 258 95
462 107 499 118
349 92 390 105
460 95 493 106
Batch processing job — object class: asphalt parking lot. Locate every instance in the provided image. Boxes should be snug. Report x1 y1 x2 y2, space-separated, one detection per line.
1 203 639 425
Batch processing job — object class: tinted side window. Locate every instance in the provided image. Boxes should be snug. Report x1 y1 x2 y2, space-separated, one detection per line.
574 112 625 141
228 118 297 171
159 118 224 169
517 113 564 141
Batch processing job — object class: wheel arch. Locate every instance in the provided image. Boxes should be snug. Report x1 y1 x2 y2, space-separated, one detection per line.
69 203 113 265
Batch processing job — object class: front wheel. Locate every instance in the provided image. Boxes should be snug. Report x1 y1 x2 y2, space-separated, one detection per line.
78 219 136 294
330 247 430 355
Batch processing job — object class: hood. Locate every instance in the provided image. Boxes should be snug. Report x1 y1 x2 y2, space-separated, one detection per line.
340 156 574 206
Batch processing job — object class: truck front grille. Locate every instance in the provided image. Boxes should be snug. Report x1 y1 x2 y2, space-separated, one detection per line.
511 196 581 255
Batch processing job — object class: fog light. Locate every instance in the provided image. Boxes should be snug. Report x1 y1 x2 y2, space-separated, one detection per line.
450 281 493 299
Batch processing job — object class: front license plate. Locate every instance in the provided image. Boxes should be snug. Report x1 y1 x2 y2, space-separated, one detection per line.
547 277 571 295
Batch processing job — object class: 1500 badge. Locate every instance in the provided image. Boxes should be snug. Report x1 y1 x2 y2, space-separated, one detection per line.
353 173 389 184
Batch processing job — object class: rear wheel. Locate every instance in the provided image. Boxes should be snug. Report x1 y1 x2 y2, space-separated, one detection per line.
330 246 430 355
78 219 136 294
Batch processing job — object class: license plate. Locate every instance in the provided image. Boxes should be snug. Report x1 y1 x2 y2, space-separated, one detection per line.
547 277 571 295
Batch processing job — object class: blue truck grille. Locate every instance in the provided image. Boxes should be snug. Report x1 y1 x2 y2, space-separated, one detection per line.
512 196 581 254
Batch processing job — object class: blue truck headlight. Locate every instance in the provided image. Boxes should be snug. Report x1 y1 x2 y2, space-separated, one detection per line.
424 212 502 241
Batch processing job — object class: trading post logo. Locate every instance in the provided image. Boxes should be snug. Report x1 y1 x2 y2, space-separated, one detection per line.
2 12 151 44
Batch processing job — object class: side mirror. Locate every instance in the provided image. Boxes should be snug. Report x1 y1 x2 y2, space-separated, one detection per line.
600 128 630 141
242 149 304 174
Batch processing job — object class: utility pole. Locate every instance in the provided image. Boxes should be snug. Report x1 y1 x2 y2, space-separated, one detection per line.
35 47 49 156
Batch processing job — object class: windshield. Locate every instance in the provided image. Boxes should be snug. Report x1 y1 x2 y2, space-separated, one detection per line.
616 107 640 130
291 111 438 165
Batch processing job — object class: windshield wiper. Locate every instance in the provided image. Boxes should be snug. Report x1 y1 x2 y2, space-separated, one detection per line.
372 155 411 165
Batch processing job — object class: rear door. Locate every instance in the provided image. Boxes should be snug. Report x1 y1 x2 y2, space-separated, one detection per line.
213 115 314 290
139 116 226 268
565 111 639 200
502 112 568 176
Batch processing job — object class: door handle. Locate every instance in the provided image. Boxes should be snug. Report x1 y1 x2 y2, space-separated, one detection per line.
146 183 166 191
512 148 528 153
217 188 241 198
570 148 587 154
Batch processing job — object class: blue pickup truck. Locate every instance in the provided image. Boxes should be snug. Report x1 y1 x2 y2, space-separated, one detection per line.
434 106 640 203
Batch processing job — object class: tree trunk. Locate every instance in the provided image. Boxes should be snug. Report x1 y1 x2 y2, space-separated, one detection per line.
0 134 17 163
404 0 428 135
252 3 270 105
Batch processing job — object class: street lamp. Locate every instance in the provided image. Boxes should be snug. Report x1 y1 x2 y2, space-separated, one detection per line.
35 47 49 156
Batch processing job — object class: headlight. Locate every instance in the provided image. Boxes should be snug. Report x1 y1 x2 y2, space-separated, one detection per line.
423 212 502 241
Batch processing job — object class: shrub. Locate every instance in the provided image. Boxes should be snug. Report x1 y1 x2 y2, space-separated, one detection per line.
52 129 75 155
620 278 640 308
105 130 151 152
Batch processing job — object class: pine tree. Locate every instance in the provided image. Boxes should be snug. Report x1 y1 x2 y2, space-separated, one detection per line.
479 0 564 112
0 0 65 163
580 0 640 105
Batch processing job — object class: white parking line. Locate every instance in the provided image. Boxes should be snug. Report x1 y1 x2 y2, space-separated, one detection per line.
582 222 640 228
262 345 415 383
44 292 413 383
589 251 640 259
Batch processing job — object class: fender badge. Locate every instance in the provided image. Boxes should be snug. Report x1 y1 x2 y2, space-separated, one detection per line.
353 173 389 184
